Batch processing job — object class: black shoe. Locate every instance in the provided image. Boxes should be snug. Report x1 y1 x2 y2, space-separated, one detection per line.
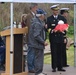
52 69 56 72
63 65 69 67
29 70 35 73
58 68 66 72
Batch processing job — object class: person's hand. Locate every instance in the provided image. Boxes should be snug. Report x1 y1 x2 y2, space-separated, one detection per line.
44 24 47 29
48 29 51 33
53 30 57 33
61 31 65 34
44 42 48 46
64 39 67 43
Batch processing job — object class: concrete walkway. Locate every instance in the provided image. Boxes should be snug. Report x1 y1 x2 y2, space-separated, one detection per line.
43 64 76 75
0 64 76 75
27 64 76 75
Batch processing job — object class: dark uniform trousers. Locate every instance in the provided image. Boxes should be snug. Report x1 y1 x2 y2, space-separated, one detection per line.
47 15 67 70
49 32 63 70
51 42 63 69
62 38 67 66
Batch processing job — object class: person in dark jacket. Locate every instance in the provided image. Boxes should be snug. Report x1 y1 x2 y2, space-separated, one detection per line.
47 4 67 72
60 8 69 67
28 9 48 75
0 36 5 71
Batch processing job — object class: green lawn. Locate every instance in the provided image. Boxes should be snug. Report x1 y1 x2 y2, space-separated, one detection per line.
44 45 74 66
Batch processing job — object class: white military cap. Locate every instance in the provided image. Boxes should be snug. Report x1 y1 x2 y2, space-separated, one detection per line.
60 8 69 11
60 8 69 14
50 4 59 10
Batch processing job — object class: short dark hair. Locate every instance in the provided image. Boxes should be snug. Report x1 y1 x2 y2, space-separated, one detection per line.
30 3 38 10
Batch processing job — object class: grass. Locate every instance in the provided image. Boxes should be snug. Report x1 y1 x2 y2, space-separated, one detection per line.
67 45 74 66
44 45 74 66
67 25 74 38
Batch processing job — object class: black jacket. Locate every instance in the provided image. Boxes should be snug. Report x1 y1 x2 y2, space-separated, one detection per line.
47 15 67 43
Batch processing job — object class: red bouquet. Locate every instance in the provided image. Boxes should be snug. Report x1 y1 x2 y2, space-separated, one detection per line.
54 20 69 32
